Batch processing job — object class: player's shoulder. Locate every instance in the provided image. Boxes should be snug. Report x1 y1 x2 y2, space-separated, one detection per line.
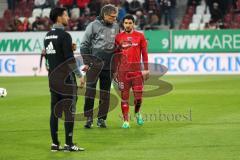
55 29 71 38
86 20 99 32
133 30 144 37
87 21 95 27
116 31 125 38
133 30 146 40
63 30 71 37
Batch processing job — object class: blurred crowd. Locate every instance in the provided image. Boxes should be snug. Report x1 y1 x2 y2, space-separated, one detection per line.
3 0 177 32
2 0 240 32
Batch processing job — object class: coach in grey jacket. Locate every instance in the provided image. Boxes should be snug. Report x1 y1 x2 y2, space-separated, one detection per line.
80 4 119 128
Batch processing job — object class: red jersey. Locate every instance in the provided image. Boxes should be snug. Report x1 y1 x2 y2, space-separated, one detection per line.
115 30 148 72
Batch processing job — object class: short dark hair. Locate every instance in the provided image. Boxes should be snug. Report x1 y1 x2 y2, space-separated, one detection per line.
50 7 66 23
122 14 135 23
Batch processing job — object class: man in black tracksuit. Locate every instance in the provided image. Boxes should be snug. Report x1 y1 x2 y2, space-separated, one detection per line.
80 4 119 128
44 7 85 152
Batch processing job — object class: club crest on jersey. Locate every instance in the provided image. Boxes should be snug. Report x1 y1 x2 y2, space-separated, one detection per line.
127 37 132 41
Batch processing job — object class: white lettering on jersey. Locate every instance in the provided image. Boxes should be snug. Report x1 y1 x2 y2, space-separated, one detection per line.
45 35 58 40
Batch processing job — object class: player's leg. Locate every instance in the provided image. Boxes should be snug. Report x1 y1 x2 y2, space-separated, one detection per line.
63 95 84 152
97 70 112 128
119 72 131 128
50 91 61 151
83 69 98 128
132 73 144 125
63 96 76 146
121 88 131 128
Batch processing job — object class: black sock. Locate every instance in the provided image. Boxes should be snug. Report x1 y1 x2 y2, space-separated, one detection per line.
134 100 142 114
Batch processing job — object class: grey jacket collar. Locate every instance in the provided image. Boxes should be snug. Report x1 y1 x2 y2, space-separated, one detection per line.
52 24 65 30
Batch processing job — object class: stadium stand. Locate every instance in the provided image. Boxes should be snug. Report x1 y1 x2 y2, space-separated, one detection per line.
180 0 239 30
0 0 239 32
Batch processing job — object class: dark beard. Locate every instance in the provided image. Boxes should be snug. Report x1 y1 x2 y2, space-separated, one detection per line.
125 29 132 33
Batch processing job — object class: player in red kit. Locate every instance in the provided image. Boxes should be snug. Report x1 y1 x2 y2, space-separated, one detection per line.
114 14 149 128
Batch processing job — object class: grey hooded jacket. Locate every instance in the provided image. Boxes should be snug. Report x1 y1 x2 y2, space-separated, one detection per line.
80 16 120 70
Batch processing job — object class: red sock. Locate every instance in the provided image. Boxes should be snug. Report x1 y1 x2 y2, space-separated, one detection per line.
121 102 129 121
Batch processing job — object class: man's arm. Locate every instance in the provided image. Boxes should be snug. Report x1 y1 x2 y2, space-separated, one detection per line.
39 49 45 71
113 35 121 72
80 22 94 66
140 33 149 81
62 33 83 79
140 34 148 70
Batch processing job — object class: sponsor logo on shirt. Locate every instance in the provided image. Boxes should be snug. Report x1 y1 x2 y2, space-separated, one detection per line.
46 42 56 54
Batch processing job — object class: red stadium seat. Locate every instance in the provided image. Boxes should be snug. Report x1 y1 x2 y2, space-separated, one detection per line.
0 25 5 31
27 0 34 10
179 23 189 30
230 22 240 29
224 14 232 23
23 9 32 17
14 9 22 17
223 23 230 29
0 18 6 31
180 12 192 30
182 16 191 25
237 1 240 9
0 18 5 24
3 9 12 19
187 6 195 16
183 14 192 20
18 0 27 10
234 14 240 22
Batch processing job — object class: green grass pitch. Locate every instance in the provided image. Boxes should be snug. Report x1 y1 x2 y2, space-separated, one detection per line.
0 76 240 160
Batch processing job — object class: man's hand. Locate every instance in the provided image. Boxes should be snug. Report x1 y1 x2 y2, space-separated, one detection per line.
79 76 85 88
142 70 150 81
72 43 77 51
113 72 118 82
81 65 90 72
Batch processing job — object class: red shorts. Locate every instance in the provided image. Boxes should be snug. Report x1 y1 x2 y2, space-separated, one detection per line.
117 71 143 102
